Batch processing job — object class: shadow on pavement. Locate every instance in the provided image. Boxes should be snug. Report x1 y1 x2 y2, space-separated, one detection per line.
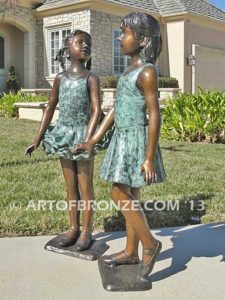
93 223 225 282
150 222 225 282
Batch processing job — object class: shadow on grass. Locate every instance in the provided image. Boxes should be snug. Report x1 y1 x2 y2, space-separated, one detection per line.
0 157 57 168
97 192 215 235
161 145 191 152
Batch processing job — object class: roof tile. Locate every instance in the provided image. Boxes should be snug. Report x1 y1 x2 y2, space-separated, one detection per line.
38 0 225 23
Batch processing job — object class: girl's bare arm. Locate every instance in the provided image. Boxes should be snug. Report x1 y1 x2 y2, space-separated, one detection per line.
137 65 161 184
84 73 101 142
25 74 61 155
90 107 114 145
73 107 114 153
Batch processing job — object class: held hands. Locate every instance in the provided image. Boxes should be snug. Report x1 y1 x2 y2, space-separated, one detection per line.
25 141 40 157
141 160 157 185
71 141 93 154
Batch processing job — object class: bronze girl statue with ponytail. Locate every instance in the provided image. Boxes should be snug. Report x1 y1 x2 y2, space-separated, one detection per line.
26 30 101 250
75 12 166 279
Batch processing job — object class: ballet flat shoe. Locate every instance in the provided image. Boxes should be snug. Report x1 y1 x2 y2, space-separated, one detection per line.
103 250 139 267
74 232 93 251
138 240 162 278
58 230 81 247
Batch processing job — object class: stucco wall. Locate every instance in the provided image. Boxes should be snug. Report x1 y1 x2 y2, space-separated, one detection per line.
185 21 225 92
188 22 225 52
164 18 225 92
166 20 185 91
193 45 225 92
158 20 169 78
0 22 24 86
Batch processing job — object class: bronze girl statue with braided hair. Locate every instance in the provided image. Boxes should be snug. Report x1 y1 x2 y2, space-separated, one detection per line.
25 30 101 251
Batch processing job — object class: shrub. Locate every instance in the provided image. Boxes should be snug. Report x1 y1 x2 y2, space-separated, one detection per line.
100 76 119 89
99 75 179 89
161 89 225 143
159 77 179 88
0 90 48 117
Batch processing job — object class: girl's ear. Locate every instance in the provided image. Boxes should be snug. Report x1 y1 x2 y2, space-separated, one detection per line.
140 36 150 48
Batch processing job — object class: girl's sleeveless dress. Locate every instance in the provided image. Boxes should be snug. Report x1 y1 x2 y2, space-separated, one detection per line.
100 63 166 188
41 73 92 160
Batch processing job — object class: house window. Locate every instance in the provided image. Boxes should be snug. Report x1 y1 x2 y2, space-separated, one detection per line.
113 30 131 74
49 28 71 75
0 36 4 69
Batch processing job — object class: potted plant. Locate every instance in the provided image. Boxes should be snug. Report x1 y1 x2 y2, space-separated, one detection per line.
6 66 20 93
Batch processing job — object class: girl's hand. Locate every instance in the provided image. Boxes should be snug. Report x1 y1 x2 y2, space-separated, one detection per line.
71 141 93 154
25 141 40 157
141 160 157 185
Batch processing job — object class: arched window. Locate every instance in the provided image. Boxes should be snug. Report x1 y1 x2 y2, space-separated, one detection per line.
0 36 4 69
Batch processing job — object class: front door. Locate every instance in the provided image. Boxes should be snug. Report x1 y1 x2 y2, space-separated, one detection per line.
0 36 6 93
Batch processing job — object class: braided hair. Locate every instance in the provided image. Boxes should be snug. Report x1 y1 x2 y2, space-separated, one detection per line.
55 30 92 71
121 12 162 64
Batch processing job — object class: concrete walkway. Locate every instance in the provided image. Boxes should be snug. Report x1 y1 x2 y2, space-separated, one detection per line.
0 223 225 300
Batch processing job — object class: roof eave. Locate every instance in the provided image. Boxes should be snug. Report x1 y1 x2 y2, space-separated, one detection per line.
187 11 225 24
36 0 91 11
161 11 187 18
162 11 225 24
35 0 161 18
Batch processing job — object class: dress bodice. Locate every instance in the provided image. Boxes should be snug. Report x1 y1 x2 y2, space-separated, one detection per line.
114 63 155 129
58 74 91 127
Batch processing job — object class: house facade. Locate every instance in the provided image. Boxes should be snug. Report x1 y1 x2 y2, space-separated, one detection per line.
1 0 225 93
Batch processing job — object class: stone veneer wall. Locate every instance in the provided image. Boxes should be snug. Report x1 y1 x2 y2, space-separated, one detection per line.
36 10 90 88
90 10 121 75
0 3 36 88
35 9 123 87
35 19 47 88
0 3 35 27
90 10 161 75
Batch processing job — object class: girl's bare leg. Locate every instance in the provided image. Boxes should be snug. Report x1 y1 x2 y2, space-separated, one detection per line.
111 183 158 264
60 157 80 238
124 187 140 257
76 158 94 242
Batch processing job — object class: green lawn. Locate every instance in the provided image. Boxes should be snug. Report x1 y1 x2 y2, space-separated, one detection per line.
0 117 225 237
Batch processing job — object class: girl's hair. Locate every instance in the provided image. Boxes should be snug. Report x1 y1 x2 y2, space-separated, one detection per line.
121 12 162 64
55 30 92 71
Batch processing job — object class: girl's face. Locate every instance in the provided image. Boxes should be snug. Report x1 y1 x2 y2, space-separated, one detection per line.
68 33 91 62
118 24 140 56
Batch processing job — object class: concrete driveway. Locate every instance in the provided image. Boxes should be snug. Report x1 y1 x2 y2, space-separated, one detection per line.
0 223 225 300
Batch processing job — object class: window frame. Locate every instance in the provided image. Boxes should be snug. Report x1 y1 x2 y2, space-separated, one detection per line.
0 36 5 69
47 27 72 76
112 29 130 75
